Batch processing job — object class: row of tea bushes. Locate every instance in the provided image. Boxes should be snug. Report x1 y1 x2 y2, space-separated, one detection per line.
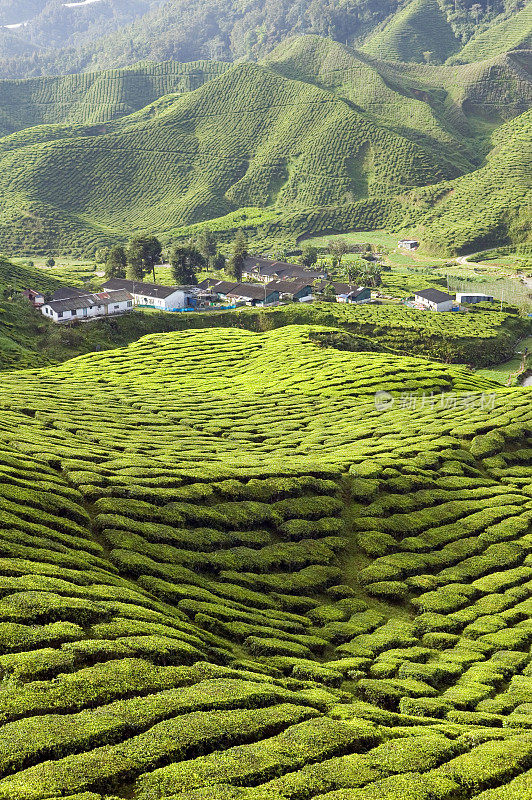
0 323 530 796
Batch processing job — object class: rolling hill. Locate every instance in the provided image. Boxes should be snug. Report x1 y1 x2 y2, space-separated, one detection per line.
0 34 528 255
0 320 531 798
0 56 465 254
449 3 532 63
361 0 461 64
0 59 230 136
404 109 532 254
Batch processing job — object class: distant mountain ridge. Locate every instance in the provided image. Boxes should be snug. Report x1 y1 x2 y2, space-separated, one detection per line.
0 0 529 78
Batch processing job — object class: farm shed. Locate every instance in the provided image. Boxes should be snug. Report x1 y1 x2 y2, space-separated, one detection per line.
266 281 313 301
456 292 495 304
337 286 372 304
21 288 44 306
414 288 454 312
398 239 419 250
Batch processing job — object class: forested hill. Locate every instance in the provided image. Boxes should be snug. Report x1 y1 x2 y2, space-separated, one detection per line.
0 0 529 78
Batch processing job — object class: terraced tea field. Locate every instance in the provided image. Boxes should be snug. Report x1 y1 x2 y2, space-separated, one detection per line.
0 322 532 799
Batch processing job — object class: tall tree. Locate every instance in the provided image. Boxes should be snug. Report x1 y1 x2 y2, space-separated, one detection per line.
126 245 144 280
227 253 243 282
170 244 204 285
105 245 127 279
196 228 218 268
233 229 248 260
328 239 349 265
300 244 318 267
127 235 162 281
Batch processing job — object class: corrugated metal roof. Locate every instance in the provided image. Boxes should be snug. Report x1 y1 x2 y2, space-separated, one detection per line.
414 288 453 303
45 289 132 313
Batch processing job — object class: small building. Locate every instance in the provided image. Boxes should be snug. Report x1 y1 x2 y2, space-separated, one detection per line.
225 283 279 306
337 286 372 304
21 288 44 306
314 282 370 302
200 280 239 299
455 292 494 304
414 288 454 312
102 278 196 310
398 239 419 250
266 281 312 302
41 290 133 323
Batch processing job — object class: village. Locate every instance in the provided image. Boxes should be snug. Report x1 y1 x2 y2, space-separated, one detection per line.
22 251 496 324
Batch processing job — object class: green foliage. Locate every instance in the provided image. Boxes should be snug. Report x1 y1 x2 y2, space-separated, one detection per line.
0 315 531 796
170 244 203 285
1 35 528 255
104 246 127 280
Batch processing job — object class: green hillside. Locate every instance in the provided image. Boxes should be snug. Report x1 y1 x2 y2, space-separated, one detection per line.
0 60 230 137
0 322 531 797
406 110 532 253
0 34 528 255
362 0 461 64
450 3 532 63
0 58 462 254
265 36 530 164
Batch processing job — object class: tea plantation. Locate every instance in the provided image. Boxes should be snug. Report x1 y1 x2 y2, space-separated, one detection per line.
0 322 531 798
0 34 528 255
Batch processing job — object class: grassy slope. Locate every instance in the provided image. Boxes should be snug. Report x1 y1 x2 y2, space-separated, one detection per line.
0 59 231 137
405 110 532 254
0 59 459 255
0 323 532 797
362 0 461 63
449 3 532 63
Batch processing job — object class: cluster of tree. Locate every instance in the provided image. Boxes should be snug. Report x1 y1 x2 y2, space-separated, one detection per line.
345 260 382 287
100 236 163 282
99 227 245 286
171 227 233 284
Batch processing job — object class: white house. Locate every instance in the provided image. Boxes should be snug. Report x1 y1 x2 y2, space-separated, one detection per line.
455 292 494 304
102 278 196 310
398 239 419 250
414 288 454 312
41 289 133 323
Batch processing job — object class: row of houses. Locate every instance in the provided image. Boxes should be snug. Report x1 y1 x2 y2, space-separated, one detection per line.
241 257 327 283
199 279 371 306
